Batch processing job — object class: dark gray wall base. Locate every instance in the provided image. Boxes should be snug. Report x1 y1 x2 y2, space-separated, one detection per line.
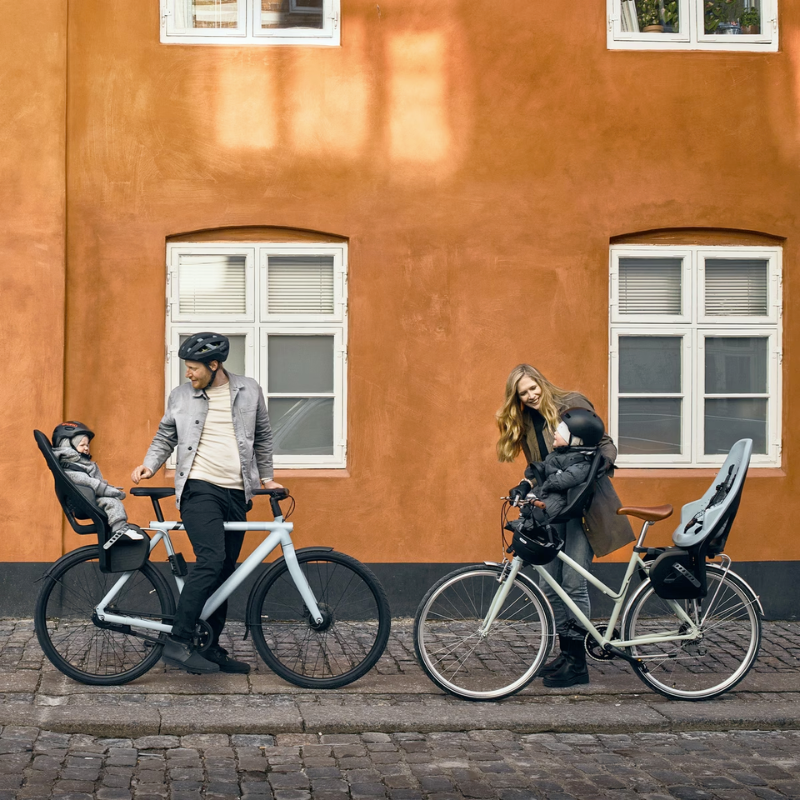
3 561 797 621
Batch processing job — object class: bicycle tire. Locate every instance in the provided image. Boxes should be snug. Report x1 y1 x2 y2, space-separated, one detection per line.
249 550 391 689
622 564 762 701
35 545 175 686
414 564 554 701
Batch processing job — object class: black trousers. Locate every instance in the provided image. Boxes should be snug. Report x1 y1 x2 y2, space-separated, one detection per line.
171 479 248 645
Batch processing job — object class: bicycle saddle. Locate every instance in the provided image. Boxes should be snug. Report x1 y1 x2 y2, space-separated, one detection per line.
130 487 176 498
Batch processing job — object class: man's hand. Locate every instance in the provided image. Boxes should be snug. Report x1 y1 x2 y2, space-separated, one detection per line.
131 465 154 484
261 479 284 490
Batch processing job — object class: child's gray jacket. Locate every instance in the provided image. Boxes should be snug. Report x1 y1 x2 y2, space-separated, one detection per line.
53 442 124 499
525 448 593 520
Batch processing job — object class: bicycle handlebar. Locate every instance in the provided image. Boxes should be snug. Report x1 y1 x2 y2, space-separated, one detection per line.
130 486 290 522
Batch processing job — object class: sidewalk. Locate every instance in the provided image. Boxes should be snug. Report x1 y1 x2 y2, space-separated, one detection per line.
1 619 799 737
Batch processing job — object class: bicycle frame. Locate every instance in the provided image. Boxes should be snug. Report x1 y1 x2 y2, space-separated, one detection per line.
516 520 709 653
93 513 324 636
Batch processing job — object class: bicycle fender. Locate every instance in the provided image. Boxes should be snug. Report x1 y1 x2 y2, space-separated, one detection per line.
244 546 335 628
41 545 100 580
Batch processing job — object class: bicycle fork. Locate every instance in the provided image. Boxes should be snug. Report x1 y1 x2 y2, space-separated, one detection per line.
478 558 525 636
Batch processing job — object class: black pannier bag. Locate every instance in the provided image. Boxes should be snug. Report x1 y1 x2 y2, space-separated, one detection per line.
34 430 150 574
649 547 707 600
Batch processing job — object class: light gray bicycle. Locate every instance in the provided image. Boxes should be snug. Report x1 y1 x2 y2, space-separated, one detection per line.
34 427 390 688
414 438 762 702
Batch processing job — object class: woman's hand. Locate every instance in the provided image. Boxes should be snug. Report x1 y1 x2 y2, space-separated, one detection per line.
509 479 532 503
131 465 153 484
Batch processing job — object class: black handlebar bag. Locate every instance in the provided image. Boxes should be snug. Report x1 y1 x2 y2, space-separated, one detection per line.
34 430 150 573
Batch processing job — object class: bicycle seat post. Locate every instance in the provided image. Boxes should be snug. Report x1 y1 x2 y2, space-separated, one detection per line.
150 497 165 523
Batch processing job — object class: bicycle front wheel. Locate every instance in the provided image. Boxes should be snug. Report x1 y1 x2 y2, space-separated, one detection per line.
622 564 762 701
35 545 175 685
414 564 554 701
249 551 391 689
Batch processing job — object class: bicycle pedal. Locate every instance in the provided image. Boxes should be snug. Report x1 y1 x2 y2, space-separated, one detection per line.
103 531 124 550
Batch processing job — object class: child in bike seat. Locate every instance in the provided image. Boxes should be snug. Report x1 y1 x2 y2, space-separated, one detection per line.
52 421 144 541
521 415 593 521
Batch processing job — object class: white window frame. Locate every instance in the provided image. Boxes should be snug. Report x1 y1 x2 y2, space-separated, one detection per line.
609 244 782 468
165 241 348 469
607 0 779 52
160 0 340 46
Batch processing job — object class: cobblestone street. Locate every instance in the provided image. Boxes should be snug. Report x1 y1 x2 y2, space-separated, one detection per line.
2 726 800 799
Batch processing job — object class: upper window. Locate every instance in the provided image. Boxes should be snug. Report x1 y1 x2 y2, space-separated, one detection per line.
609 245 782 468
607 0 778 51
160 0 340 45
166 242 348 468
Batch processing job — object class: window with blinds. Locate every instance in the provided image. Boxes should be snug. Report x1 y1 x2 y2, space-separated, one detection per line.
267 256 335 315
704 259 769 316
166 242 348 468
610 244 781 467
619 257 682 315
178 254 247 315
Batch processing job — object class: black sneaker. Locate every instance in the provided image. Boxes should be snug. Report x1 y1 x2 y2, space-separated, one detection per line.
161 636 220 674
204 646 251 674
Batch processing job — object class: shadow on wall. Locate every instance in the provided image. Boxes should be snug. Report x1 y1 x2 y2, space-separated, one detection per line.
212 17 471 179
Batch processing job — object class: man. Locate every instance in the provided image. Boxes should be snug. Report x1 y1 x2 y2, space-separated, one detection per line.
132 332 283 674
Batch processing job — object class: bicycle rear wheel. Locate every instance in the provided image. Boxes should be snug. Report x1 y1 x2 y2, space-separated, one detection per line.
414 564 554 701
622 564 762 700
35 545 175 685
249 550 391 689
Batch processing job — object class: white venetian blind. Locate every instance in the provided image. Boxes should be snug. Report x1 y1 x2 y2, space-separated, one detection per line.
178 254 247 315
618 258 682 315
267 256 335 314
705 259 768 316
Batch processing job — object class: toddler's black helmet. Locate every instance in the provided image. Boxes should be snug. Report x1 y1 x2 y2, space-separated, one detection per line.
178 332 230 364
52 421 95 447
560 407 605 447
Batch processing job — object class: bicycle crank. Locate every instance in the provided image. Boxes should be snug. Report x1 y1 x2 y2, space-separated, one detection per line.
585 625 621 662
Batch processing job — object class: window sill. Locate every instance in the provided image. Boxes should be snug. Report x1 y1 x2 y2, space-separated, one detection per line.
614 467 785 479
163 468 350 479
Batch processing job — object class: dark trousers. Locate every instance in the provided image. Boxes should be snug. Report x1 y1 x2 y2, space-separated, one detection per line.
171 479 248 645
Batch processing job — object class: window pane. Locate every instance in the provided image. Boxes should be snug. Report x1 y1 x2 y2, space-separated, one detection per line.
179 255 246 315
268 336 333 393
269 398 333 455
630 0 680 32
705 259 768 316
260 0 324 30
619 337 681 394
705 399 767 454
705 337 767 394
174 0 239 29
618 258 681 315
705 0 762 34
267 256 334 314
618 398 681 455
180 334 246 382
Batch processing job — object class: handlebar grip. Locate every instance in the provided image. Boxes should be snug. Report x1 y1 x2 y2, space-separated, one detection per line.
252 488 289 499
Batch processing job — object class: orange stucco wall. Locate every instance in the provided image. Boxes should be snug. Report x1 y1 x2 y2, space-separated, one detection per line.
0 2 67 561
5 2 800 565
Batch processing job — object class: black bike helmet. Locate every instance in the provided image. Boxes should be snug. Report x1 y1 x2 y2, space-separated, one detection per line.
560 407 605 447
52 421 95 448
178 332 230 364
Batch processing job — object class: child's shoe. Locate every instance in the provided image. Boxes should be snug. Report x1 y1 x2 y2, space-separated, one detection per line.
122 525 145 541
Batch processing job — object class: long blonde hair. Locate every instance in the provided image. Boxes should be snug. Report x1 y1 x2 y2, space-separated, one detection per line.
496 364 575 462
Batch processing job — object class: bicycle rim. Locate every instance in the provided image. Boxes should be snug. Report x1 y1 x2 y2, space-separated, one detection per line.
414 565 552 701
35 546 174 686
250 551 391 689
623 565 762 700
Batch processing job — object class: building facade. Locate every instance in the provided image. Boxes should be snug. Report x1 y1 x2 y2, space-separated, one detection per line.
2 1 797 615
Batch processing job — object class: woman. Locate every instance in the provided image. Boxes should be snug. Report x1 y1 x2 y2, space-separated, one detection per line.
497 364 633 688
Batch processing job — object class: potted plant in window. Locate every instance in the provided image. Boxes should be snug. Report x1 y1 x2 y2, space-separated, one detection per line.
663 0 680 32
705 0 742 34
740 5 760 34
637 0 664 32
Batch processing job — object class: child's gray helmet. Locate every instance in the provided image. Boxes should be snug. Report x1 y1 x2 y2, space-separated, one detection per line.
52 421 95 447
178 332 230 364
560 407 605 447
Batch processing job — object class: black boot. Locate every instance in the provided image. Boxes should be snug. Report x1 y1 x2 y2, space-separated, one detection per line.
161 636 220 674
204 645 251 674
539 634 569 678
542 636 589 688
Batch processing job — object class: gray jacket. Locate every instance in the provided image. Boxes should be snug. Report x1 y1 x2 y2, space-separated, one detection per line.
54 441 125 500
528 448 593 521
143 372 274 506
